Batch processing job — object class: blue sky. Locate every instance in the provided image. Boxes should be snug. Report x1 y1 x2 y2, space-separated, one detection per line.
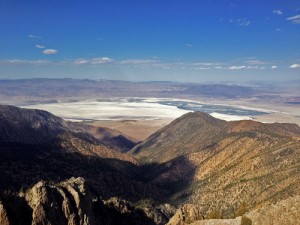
0 0 300 82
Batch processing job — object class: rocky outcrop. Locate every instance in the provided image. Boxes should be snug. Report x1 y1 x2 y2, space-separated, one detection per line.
102 197 175 225
0 202 10 225
0 177 174 225
167 204 203 225
24 177 95 225
168 195 300 225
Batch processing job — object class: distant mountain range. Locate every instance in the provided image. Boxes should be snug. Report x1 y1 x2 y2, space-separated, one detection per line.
1 78 299 107
1 105 300 224
0 78 262 103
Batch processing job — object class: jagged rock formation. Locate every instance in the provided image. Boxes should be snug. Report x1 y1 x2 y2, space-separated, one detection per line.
0 202 10 225
131 112 300 217
166 204 203 225
103 197 175 225
0 177 174 225
24 177 95 225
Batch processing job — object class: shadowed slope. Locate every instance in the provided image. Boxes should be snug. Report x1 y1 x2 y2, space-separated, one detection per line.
0 104 137 153
0 105 162 202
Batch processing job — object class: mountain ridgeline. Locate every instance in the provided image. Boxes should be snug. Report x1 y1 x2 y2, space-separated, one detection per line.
0 105 163 201
131 111 300 222
1 105 300 224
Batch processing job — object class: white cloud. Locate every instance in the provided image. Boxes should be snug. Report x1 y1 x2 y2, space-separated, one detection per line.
0 59 49 65
120 59 157 65
192 62 223 66
214 66 224 69
27 34 41 39
74 57 113 65
91 57 113 64
290 64 300 69
287 15 300 24
74 59 89 65
228 66 247 70
271 65 278 69
185 43 193 47
273 10 282 15
228 65 262 70
275 28 281 32
192 67 211 70
35 44 45 49
42 49 58 55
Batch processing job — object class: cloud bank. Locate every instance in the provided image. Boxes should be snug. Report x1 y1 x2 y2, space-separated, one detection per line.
74 57 113 65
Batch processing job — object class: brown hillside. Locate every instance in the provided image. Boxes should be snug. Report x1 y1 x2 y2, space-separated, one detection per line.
131 112 300 218
130 112 229 163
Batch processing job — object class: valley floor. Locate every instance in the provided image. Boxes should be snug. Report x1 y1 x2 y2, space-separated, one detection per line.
85 118 173 141
190 96 300 126
85 97 300 142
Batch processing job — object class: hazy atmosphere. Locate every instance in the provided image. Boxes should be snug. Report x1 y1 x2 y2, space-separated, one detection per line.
1 0 300 82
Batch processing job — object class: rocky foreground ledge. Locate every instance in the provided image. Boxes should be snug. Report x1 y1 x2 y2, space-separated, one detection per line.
166 195 300 225
0 177 175 225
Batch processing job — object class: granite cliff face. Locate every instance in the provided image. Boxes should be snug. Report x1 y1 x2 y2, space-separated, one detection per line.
0 177 174 225
166 204 203 225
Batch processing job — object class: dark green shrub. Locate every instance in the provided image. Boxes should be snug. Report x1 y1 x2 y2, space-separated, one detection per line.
241 215 252 225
